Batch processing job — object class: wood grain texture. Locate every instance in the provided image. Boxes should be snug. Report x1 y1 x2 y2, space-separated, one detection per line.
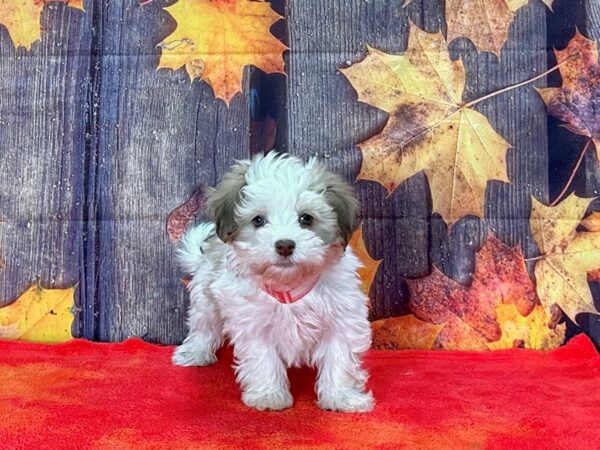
0 3 91 328
88 0 251 343
284 0 548 320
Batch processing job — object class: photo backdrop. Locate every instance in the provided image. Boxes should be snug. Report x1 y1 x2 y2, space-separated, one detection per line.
0 0 599 349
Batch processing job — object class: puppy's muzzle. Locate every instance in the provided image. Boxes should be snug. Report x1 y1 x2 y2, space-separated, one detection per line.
275 239 295 257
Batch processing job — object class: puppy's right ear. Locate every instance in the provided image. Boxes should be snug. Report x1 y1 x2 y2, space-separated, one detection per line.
205 160 250 242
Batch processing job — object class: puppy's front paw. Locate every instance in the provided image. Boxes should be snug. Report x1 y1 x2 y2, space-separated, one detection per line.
242 389 294 411
172 344 216 367
318 389 374 413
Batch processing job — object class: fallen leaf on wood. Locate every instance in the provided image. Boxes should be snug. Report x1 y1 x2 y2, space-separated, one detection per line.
0 284 75 343
159 0 287 104
486 304 565 350
341 24 510 226
166 187 205 242
371 314 443 350
536 31 600 160
406 235 538 350
349 227 381 296
531 194 600 324
0 0 84 50
446 0 527 56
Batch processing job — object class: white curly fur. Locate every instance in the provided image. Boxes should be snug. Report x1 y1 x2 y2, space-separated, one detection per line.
173 153 373 412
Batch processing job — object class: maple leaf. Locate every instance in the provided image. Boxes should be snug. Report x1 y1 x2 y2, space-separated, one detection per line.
0 0 84 50
371 314 443 350
349 227 381 296
536 32 600 160
341 24 510 226
159 0 287 105
166 187 205 242
531 194 600 323
0 284 75 343
444 0 557 55
486 304 565 350
406 235 538 350
445 0 527 56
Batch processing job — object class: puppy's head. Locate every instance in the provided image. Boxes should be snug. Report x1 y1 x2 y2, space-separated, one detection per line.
205 152 359 285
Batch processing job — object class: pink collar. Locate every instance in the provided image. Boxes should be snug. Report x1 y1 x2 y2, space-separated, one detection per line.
261 274 320 304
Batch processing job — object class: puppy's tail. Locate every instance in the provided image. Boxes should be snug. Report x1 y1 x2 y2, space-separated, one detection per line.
176 222 216 276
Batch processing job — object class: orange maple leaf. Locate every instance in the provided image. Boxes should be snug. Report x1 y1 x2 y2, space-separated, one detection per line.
349 227 381 296
406 235 547 350
0 1 84 50
159 0 287 105
536 31 600 160
371 314 444 350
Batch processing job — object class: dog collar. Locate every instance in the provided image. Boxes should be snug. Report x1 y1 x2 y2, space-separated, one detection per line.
261 274 321 304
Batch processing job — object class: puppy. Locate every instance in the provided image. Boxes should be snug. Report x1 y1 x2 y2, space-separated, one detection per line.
173 152 373 412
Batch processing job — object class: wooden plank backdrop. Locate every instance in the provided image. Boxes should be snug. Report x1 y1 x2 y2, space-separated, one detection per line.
0 4 92 311
0 0 598 345
86 0 252 343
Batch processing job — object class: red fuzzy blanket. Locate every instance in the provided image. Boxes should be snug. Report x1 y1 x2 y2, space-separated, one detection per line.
1 335 600 449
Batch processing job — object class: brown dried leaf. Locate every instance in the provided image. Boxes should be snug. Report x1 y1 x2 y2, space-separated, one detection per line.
407 235 538 350
371 314 443 350
536 32 600 160
166 187 205 242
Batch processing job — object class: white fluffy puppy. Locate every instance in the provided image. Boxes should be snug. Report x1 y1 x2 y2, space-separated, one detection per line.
173 152 373 412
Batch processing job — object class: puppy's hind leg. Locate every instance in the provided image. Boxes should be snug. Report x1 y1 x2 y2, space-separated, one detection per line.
173 288 223 367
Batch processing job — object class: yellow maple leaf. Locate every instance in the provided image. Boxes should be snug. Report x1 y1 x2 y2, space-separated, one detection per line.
159 0 287 105
445 0 555 55
531 194 600 324
0 0 84 50
486 304 565 350
371 314 444 350
530 194 592 254
341 24 510 226
445 0 527 56
349 227 381 295
0 284 75 343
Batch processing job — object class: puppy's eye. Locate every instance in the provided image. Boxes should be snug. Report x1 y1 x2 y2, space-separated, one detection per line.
252 215 266 227
299 214 313 227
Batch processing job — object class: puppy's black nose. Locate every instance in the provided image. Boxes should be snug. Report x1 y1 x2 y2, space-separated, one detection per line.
275 239 295 257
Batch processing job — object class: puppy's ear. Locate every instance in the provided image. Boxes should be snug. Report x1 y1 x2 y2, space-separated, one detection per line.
205 160 250 242
324 175 360 246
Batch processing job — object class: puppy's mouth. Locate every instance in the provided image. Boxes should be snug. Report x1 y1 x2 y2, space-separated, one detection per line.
273 257 295 267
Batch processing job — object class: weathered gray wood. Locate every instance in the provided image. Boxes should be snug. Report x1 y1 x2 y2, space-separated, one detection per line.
0 3 92 326
285 0 548 320
90 0 251 343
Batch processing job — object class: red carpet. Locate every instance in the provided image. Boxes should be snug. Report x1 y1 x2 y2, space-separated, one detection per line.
1 335 600 450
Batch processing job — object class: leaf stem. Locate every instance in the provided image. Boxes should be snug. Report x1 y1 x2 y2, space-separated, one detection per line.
524 255 544 262
461 55 575 109
549 139 592 207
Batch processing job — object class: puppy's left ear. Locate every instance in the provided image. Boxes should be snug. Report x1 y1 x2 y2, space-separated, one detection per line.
320 170 360 246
